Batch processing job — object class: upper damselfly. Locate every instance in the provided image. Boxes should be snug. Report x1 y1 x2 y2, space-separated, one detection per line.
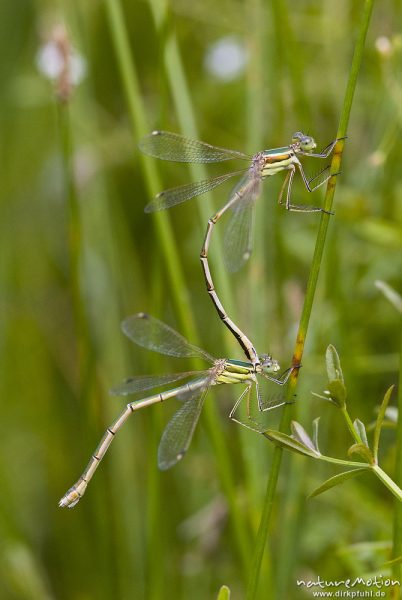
59 312 295 508
139 131 342 366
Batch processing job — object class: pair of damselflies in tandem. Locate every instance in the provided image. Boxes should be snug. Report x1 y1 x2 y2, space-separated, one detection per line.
59 313 296 508
59 131 340 507
139 130 341 366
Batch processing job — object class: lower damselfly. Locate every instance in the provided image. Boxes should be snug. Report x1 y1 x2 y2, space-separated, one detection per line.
59 312 295 508
139 131 342 366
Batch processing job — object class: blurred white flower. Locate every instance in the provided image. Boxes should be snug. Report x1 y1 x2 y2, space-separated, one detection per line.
367 150 385 168
37 43 86 84
204 36 247 82
375 36 392 57
36 24 86 101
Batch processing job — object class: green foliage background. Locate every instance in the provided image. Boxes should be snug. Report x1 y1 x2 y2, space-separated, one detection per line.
1 1 401 598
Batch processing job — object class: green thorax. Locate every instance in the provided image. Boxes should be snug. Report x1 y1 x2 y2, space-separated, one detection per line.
260 146 295 177
262 145 292 157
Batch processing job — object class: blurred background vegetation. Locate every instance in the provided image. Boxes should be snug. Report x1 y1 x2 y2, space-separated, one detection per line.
1 0 401 598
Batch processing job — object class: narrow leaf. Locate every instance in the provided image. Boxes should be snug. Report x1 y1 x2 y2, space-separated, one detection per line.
308 468 368 499
373 385 395 462
375 280 402 314
353 419 369 447
312 418 321 453
217 585 231 600
348 443 374 464
326 345 344 383
312 390 341 406
264 430 320 458
291 421 318 453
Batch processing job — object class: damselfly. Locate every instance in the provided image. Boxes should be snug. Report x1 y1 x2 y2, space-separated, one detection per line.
139 131 342 366
59 312 294 508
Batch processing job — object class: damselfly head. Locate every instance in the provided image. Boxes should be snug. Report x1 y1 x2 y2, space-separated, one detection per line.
259 354 280 374
291 132 317 152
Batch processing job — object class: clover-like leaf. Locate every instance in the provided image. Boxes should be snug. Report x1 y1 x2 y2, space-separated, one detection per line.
326 345 344 384
308 468 368 499
348 443 374 464
373 385 395 463
353 419 369 447
217 585 231 600
264 429 321 458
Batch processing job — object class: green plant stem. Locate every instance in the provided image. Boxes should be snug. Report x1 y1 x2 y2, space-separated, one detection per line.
104 0 197 341
246 2 375 598
340 406 363 445
317 455 369 469
58 103 87 356
392 327 402 583
372 465 402 502
58 100 99 408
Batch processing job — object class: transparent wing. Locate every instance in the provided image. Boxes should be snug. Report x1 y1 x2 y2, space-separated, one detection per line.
145 170 246 213
157 381 210 470
223 174 261 273
307 165 331 190
122 313 214 363
110 371 203 396
259 392 287 411
139 131 251 163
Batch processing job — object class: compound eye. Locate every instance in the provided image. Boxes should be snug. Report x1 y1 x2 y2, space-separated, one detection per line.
259 353 273 367
301 136 317 151
291 131 304 143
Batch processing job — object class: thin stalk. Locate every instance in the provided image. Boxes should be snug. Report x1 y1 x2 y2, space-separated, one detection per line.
58 96 121 589
269 6 313 595
392 327 402 587
371 465 402 502
58 101 100 437
58 103 88 364
104 0 197 341
316 455 370 468
340 406 363 445
246 2 375 598
146 259 164 600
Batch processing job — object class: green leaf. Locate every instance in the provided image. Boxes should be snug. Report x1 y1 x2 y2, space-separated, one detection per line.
291 421 317 453
373 385 395 463
312 417 321 453
375 280 402 314
326 345 344 383
348 443 374 464
264 430 321 458
308 468 368 498
217 585 231 600
353 419 369 447
326 379 347 408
